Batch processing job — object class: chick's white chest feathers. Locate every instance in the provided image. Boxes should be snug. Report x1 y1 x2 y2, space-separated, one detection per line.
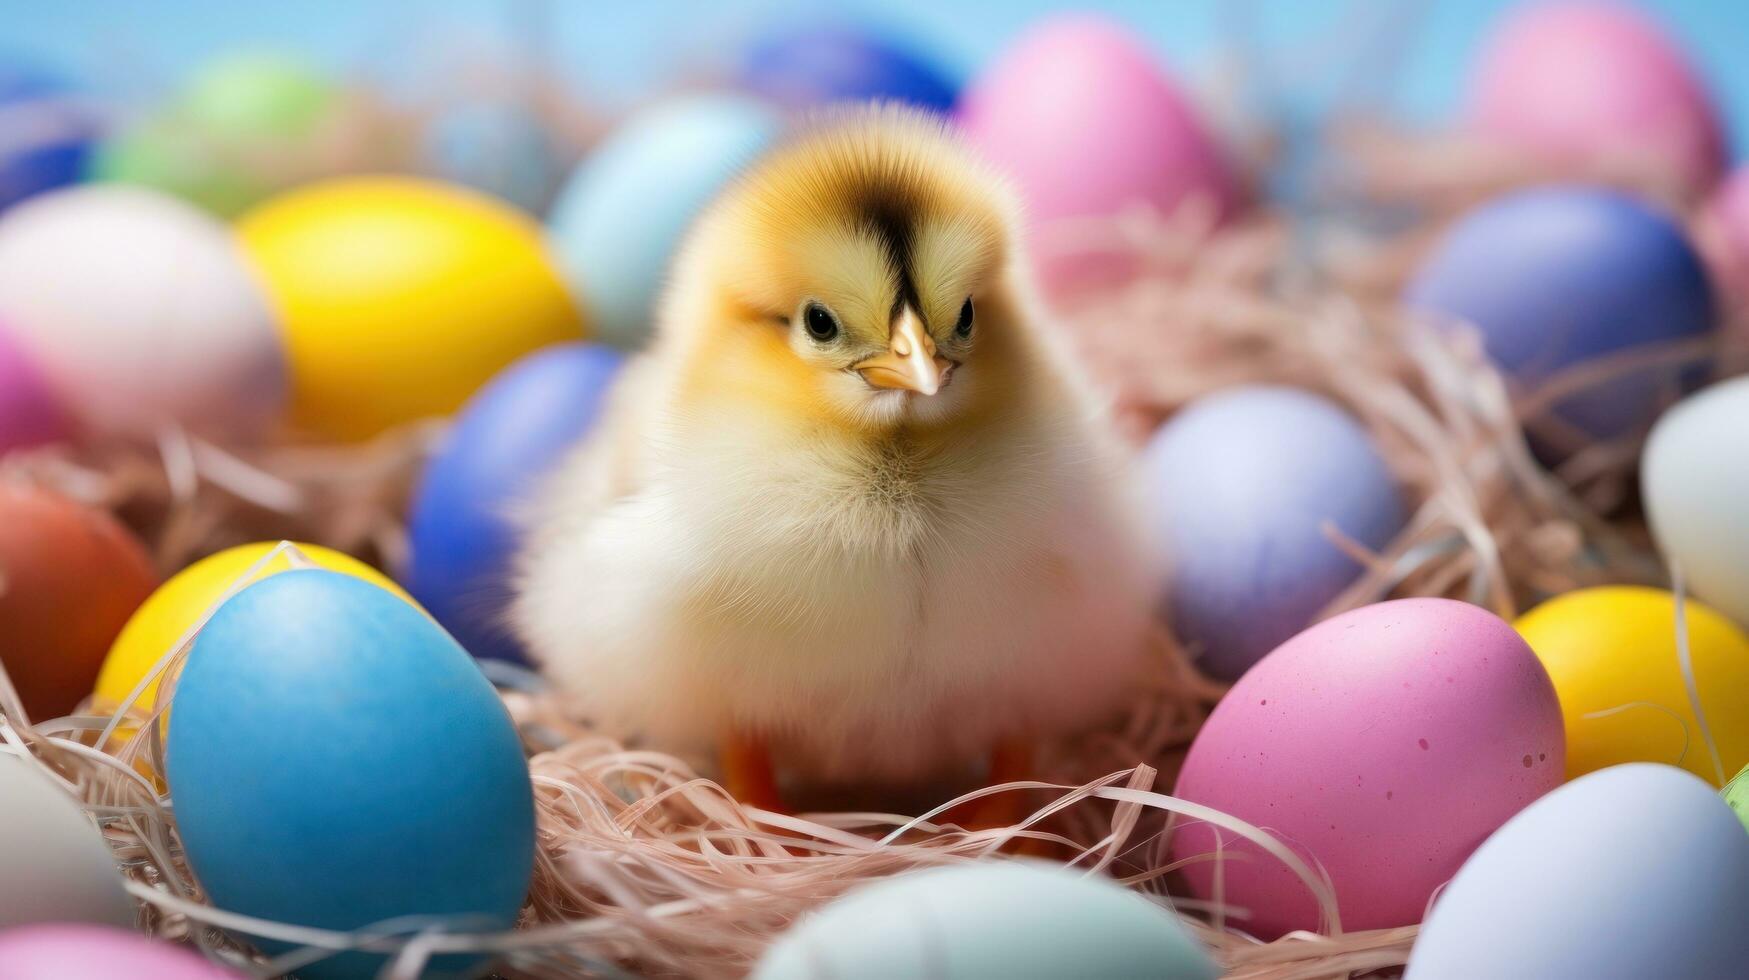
515 387 1156 782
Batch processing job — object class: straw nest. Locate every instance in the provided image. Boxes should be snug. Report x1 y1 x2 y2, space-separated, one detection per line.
1 132 1740 979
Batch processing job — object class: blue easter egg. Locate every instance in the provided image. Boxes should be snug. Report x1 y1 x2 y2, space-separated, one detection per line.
425 102 561 214
407 342 623 663
0 66 95 211
1141 385 1406 681
1408 764 1749 978
547 95 782 348
739 23 957 112
1404 187 1714 445
167 570 535 980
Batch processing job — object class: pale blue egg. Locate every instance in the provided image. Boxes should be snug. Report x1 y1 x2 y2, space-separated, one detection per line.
1140 385 1406 681
425 101 563 214
753 862 1217 980
1409 764 1749 979
167 570 535 980
546 95 783 348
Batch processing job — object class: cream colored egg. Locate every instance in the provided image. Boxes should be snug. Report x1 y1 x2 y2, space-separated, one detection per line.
1645 376 1749 630
0 754 134 929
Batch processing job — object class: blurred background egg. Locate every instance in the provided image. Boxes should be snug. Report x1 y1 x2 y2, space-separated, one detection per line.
956 13 1241 294
0 322 68 453
93 51 400 218
0 484 156 720
0 185 285 439
0 755 134 930
753 862 1217 980
1644 377 1749 629
546 95 782 349
1697 166 1749 318
95 541 408 714
1172 598 1564 937
1140 385 1405 681
166 570 533 980
1407 764 1749 978
1404 186 1715 450
0 64 97 211
1515 585 1749 785
239 176 583 440
0 924 239 980
408 342 623 664
423 100 562 214
1467 3 1725 197
737 21 957 112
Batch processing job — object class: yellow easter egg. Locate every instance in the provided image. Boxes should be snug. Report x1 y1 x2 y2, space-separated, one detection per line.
1515 585 1749 785
94 541 412 711
238 176 585 440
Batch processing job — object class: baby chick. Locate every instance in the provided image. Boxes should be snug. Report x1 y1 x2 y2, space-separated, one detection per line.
513 105 1157 807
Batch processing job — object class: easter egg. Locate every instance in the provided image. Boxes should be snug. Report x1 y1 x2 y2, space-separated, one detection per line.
1644 377 1749 629
239 176 583 440
1408 764 1749 978
1727 765 1749 834
739 22 957 112
1468 3 1725 194
408 343 623 663
0 485 156 720
0 186 284 438
547 95 783 348
0 755 134 930
424 102 562 214
1698 166 1749 314
0 66 95 212
957 14 1239 292
1140 386 1406 681
1515 586 1749 785
92 53 381 219
1404 187 1714 447
1171 598 1564 938
753 862 1217 980
0 321 68 452
95 541 408 714
0 924 239 980
167 570 534 980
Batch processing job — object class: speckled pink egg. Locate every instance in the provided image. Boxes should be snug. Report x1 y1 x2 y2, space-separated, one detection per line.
0 321 67 453
1170 598 1564 938
0 924 240 979
1468 3 1725 194
956 14 1240 294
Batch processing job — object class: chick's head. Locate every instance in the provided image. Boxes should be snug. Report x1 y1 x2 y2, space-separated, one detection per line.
667 105 1036 434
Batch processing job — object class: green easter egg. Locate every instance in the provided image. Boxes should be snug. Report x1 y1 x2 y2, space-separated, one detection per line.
1725 764 1749 833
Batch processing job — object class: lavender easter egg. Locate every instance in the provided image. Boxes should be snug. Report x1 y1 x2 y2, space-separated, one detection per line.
1405 187 1714 447
1140 385 1405 681
739 22 957 112
1408 764 1749 979
1171 598 1565 938
957 14 1239 293
1469 3 1724 194
0 322 66 452
0 924 239 980
408 343 623 663
0 66 96 211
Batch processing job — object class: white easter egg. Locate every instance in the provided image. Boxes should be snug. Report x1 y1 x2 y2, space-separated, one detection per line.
0 185 284 438
1408 763 1749 978
0 754 134 929
1644 376 1749 629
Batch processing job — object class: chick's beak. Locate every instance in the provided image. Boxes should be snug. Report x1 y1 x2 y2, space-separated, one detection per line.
854 306 951 395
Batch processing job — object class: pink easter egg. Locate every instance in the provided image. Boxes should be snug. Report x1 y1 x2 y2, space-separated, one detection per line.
1170 598 1564 938
956 14 1240 294
1697 167 1749 322
0 924 239 980
1468 3 1725 195
0 322 68 452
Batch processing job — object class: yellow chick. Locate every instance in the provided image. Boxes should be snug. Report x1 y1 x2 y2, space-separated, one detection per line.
513 105 1157 808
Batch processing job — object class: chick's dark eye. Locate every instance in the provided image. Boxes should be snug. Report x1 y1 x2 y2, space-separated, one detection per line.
803 303 839 342
955 297 975 338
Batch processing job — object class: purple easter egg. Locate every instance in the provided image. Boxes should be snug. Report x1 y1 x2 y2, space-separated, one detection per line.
0 924 239 980
0 322 67 452
1140 385 1407 681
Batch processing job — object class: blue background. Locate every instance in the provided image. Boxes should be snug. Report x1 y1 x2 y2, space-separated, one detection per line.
7 1 1747 156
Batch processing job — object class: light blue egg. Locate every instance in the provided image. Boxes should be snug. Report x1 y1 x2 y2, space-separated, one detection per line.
1140 385 1406 681
425 101 562 214
407 342 623 664
753 861 1217 980
167 570 535 980
1409 764 1749 979
546 94 782 348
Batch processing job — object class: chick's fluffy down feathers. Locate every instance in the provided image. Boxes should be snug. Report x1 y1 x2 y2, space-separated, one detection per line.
514 107 1158 782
